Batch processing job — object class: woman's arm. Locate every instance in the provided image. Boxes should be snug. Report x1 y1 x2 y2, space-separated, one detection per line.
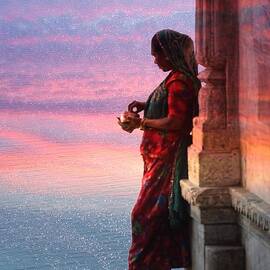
126 113 185 131
142 116 184 131
125 79 192 131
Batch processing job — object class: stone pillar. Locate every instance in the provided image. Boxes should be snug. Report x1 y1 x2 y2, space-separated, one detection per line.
181 1 245 269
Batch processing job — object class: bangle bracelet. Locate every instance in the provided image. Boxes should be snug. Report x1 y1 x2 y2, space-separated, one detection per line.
139 118 147 130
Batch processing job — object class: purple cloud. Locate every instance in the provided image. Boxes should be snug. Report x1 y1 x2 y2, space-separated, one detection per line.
0 0 195 113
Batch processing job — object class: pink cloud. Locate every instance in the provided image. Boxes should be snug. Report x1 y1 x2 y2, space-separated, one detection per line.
1 1 195 21
0 142 142 195
0 0 195 113
3 33 146 47
0 110 143 195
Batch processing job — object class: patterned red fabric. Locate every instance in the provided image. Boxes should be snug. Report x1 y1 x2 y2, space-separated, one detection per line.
128 71 194 270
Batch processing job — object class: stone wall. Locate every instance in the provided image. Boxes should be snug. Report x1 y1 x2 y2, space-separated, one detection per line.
181 1 270 269
240 217 270 270
227 1 270 269
238 0 270 204
180 1 246 269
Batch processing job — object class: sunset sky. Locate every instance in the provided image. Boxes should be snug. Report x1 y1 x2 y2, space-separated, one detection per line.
0 3 195 267
0 0 196 195
0 0 195 113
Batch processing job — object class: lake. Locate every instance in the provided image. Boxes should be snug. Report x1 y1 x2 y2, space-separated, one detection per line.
0 111 143 270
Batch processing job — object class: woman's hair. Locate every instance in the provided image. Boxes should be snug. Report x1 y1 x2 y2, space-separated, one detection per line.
151 34 163 54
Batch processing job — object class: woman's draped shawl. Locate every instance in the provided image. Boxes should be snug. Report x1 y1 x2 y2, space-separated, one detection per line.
144 77 191 229
145 29 201 228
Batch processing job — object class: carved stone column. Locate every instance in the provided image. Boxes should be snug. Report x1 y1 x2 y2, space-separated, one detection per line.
180 1 245 269
190 0 241 188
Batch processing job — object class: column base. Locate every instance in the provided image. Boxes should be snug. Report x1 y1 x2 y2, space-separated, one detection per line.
181 180 245 270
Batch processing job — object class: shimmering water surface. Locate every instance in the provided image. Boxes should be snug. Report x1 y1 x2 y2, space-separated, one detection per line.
0 111 143 270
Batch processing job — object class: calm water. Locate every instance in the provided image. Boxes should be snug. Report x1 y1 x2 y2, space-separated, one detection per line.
0 111 143 270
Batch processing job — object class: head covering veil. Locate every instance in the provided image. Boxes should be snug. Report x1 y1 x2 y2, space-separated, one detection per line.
153 29 201 117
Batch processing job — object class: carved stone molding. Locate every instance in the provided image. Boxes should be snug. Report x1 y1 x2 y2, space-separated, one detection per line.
181 181 270 232
196 0 237 68
180 179 232 208
230 187 270 231
195 0 239 132
197 68 227 130
189 0 242 188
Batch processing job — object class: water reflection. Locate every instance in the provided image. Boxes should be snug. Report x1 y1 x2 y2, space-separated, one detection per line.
0 111 142 269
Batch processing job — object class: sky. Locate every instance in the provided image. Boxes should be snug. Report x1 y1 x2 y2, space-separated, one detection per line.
0 0 195 113
0 0 196 196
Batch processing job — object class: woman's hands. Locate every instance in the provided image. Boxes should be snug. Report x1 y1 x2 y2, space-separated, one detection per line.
128 101 146 113
117 111 142 133
117 100 145 133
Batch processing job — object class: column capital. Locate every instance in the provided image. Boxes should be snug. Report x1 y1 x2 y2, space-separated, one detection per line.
180 179 232 208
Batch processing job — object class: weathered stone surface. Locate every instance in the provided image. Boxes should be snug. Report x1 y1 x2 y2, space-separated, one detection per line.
180 180 232 208
204 224 240 245
240 216 270 270
238 0 270 204
196 68 226 129
191 125 240 153
205 246 245 270
190 220 242 270
190 219 205 270
230 187 270 231
191 205 237 224
187 0 270 270
188 146 241 187
195 0 238 68
240 137 270 205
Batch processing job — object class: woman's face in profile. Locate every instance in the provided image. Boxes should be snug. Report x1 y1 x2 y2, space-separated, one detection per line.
151 50 173 72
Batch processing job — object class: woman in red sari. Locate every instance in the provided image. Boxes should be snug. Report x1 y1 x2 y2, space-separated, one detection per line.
118 29 201 270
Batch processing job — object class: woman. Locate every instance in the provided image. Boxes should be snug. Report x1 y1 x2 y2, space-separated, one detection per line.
118 29 201 270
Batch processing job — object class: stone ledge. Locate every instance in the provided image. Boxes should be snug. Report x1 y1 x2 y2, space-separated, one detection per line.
181 180 270 232
230 187 270 231
180 179 232 208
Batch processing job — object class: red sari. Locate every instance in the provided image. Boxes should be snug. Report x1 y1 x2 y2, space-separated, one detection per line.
128 71 195 270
